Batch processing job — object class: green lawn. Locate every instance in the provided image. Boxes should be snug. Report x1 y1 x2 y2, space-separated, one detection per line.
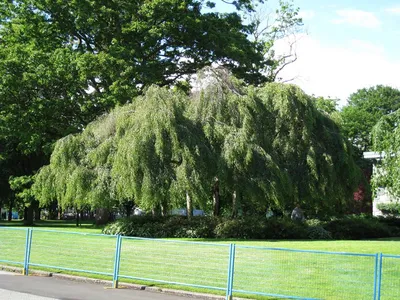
1 221 399 299
0 219 104 233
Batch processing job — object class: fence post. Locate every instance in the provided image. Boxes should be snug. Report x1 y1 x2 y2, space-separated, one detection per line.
226 244 236 300
377 253 383 300
112 235 122 288
23 228 33 276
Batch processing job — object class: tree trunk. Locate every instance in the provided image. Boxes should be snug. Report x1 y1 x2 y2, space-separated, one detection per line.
186 191 193 220
7 204 13 222
161 200 168 217
95 208 109 225
231 190 238 218
34 205 41 221
76 209 80 227
24 206 34 226
212 177 220 217
125 201 134 217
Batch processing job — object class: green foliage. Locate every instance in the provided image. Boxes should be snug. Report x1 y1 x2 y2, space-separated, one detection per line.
306 225 332 240
341 85 400 151
9 175 35 205
371 109 400 198
214 217 309 239
103 214 398 240
256 84 359 214
33 69 360 216
102 216 310 239
378 216 400 234
1 0 281 214
102 216 217 238
324 216 394 240
377 202 400 216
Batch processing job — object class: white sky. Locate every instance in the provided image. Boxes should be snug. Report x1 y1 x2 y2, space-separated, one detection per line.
215 0 400 106
273 0 400 106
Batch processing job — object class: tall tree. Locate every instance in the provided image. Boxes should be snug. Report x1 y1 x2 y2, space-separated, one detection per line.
1 0 272 219
33 86 214 217
34 69 360 218
246 0 303 83
340 85 400 152
371 109 400 198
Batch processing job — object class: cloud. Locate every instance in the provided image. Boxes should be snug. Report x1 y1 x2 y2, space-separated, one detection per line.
274 34 400 106
332 9 381 29
385 6 400 15
298 10 315 20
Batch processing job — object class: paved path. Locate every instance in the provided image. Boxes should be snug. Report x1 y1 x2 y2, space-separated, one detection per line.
0 271 198 300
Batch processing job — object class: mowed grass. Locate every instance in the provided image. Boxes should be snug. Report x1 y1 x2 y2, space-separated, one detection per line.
0 221 399 299
0 219 104 233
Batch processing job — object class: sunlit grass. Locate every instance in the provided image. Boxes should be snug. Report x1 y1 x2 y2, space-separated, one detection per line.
1 222 399 299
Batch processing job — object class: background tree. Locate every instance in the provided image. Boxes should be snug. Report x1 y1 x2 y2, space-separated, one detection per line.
340 85 400 213
340 85 400 152
2 0 304 221
246 0 303 83
9 175 38 225
371 109 400 198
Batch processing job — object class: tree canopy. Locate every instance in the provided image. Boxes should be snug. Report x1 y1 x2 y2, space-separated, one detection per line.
33 71 360 217
0 0 302 218
371 109 400 198
340 85 400 152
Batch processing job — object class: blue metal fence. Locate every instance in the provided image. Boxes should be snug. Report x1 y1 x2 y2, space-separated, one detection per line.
379 254 400 300
0 227 398 300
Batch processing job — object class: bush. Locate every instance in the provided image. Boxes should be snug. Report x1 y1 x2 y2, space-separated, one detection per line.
211 217 308 239
377 217 400 236
102 214 397 240
377 203 400 216
324 216 394 239
263 218 308 239
102 216 217 238
307 226 332 240
214 217 267 239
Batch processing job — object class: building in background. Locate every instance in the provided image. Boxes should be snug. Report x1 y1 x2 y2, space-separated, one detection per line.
363 152 397 216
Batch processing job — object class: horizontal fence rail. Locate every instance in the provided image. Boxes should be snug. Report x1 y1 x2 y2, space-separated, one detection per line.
0 227 397 300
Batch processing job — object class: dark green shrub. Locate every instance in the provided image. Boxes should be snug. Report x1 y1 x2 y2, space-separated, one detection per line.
213 217 308 239
214 217 267 239
102 216 217 238
102 217 168 237
263 218 308 239
377 217 400 236
377 203 400 216
324 216 394 239
103 214 395 240
307 226 332 240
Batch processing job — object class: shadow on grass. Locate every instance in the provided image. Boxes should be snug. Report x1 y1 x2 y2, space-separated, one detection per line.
0 219 103 230
374 237 400 241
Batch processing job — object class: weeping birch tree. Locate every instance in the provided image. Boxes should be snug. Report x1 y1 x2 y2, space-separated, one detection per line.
190 68 360 216
34 70 360 218
190 68 291 216
111 87 214 217
34 86 215 218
